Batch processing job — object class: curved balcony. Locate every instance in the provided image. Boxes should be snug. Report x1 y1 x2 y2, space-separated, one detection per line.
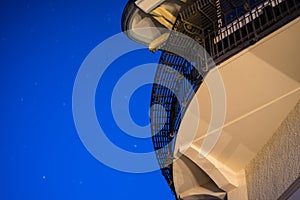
121 0 300 199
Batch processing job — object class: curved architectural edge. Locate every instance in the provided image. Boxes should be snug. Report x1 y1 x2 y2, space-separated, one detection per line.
121 0 192 51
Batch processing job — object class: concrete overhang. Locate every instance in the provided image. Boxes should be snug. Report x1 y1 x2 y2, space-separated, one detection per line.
173 17 300 199
121 0 188 50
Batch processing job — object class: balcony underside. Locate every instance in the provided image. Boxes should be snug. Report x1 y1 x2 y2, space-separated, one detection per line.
173 17 300 200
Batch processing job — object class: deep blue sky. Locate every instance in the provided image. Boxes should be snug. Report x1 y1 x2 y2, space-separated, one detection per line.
0 1 173 199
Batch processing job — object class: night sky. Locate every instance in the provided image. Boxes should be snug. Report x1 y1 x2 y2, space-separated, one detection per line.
0 1 174 199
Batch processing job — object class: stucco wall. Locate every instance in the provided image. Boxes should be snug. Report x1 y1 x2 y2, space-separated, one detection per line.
245 101 300 200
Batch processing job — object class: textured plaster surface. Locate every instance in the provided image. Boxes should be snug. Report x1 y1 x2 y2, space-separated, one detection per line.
245 101 300 200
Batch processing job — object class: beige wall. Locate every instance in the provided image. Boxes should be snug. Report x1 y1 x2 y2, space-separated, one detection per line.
245 101 300 200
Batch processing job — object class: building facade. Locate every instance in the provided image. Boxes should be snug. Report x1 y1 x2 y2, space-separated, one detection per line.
121 0 300 199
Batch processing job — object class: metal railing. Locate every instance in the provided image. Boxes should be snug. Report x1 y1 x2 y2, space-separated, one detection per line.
174 0 300 64
151 50 203 196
